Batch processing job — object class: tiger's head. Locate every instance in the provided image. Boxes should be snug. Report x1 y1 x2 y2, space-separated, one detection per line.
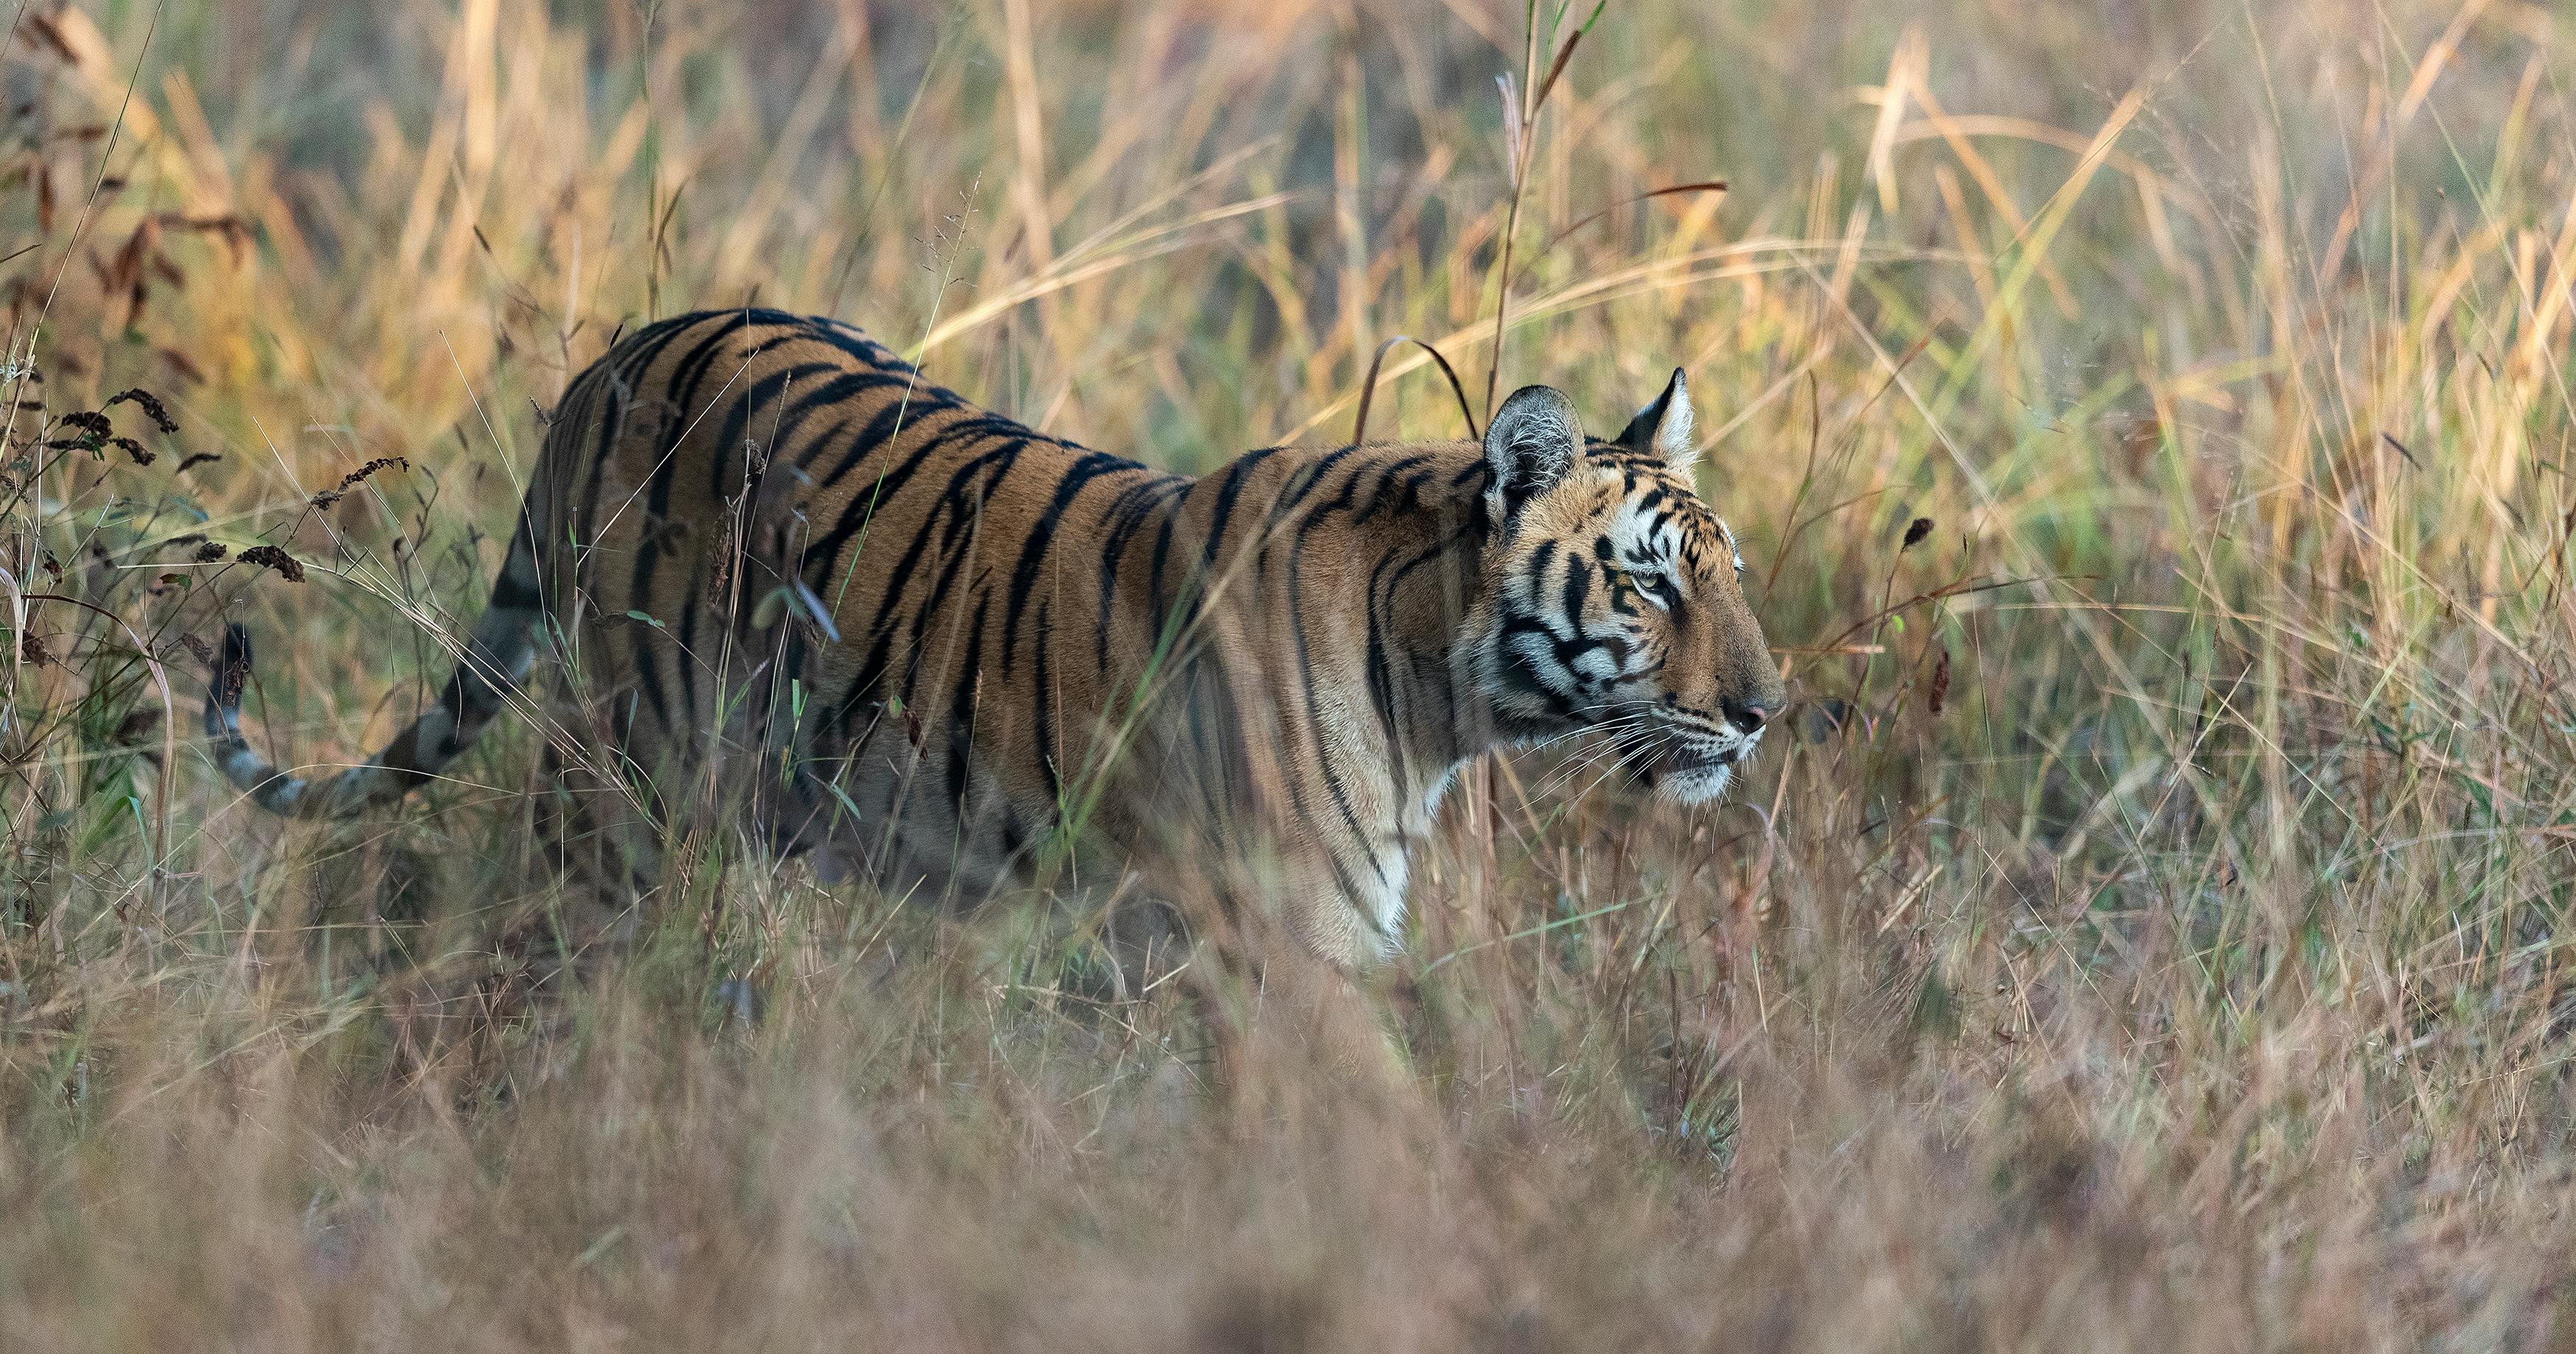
1468 372 1786 805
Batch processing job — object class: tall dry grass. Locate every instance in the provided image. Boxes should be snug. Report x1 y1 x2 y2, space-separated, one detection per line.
5 0 2576 1347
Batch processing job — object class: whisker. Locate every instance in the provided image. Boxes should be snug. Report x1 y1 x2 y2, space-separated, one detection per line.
1563 732 1672 804
1535 723 1677 801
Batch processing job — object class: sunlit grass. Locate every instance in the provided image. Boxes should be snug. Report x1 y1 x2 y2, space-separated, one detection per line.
5 1 2576 1347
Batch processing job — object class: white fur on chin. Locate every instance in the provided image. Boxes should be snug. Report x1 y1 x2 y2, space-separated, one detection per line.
1657 762 1735 807
1655 730 1763 807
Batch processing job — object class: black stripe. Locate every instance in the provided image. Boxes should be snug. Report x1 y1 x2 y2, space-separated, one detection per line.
1352 454 1431 525
489 558 545 614
1001 452 1135 674
896 453 1015 715
1145 498 1181 656
946 589 994 817
802 419 999 612
668 311 771 415
1495 621 1579 717
1196 444 1284 572
792 373 964 487
572 312 712 550
830 439 1022 734
1092 475 1189 679
1280 453 1389 886
711 360 843 498
1561 554 1593 627
1031 599 1064 814
625 345 723 742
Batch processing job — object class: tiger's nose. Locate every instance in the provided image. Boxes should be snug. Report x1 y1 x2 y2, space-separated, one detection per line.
1721 694 1780 735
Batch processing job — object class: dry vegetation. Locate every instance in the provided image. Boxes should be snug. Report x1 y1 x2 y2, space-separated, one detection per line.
6 0 2576 1347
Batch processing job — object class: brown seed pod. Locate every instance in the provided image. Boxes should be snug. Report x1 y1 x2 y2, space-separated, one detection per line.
238 545 306 583
105 388 179 433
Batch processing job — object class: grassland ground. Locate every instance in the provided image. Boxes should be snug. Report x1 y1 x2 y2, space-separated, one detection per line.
7 1 2576 1347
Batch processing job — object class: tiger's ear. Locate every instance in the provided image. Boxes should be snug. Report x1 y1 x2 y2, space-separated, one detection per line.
1484 385 1582 526
1615 368 1696 471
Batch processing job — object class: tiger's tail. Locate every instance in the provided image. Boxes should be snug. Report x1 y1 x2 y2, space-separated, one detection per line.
205 514 546 818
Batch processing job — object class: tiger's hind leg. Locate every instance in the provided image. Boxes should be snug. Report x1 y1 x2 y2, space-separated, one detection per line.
1136 871 1423 1119
1075 883 1305 1111
509 741 666 990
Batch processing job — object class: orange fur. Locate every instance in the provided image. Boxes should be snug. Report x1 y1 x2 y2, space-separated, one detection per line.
208 309 1784 972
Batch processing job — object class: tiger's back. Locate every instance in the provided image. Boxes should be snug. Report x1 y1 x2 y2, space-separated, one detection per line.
541 313 1154 876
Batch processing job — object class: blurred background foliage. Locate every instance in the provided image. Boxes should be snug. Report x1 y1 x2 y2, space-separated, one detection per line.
4 1 2576 1348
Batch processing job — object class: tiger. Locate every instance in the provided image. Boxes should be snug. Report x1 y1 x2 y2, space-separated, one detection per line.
205 307 1785 979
